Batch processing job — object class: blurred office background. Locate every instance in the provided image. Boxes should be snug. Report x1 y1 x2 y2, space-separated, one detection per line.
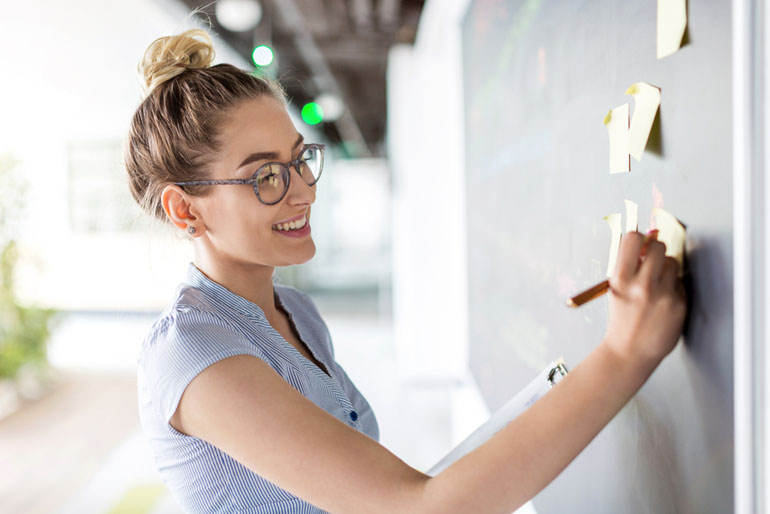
0 0 533 512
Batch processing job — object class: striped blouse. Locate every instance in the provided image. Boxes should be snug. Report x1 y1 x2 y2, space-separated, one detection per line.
136 263 380 513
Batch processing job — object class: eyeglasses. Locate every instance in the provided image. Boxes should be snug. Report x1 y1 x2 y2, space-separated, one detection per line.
174 143 325 205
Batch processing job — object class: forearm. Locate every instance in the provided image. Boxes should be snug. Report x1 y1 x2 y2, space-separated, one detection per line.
419 343 658 514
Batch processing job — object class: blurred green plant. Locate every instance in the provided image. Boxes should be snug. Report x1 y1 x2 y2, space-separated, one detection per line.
0 156 56 380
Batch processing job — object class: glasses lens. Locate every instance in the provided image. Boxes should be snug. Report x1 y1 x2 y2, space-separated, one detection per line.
296 146 323 185
254 163 287 204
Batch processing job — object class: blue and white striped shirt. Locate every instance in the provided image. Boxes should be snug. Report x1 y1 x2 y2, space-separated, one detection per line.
137 263 379 513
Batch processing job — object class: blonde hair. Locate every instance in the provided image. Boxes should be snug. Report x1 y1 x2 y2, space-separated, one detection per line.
139 29 216 97
125 29 287 221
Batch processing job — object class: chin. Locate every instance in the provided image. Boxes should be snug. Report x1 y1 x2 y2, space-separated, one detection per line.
294 251 316 266
285 241 316 266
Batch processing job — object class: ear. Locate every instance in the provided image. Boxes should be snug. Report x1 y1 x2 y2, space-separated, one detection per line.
161 184 203 233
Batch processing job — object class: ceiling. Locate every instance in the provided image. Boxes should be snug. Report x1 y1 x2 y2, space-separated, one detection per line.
179 0 426 158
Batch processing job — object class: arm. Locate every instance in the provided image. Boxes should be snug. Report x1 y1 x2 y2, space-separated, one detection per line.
424 231 687 512
425 337 658 512
172 232 685 514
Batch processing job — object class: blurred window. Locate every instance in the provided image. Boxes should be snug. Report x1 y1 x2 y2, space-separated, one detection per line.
67 140 146 233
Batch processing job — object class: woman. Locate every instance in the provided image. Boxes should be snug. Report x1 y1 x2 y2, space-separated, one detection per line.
128 29 687 514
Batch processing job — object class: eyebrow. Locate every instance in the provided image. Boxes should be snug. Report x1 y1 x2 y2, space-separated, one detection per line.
236 133 305 170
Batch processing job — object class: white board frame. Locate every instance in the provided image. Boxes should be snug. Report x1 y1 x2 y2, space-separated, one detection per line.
733 0 768 511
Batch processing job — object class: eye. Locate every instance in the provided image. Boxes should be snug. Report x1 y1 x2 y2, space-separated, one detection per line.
256 163 283 188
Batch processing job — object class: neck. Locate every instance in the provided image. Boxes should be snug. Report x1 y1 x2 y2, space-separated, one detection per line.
192 246 279 320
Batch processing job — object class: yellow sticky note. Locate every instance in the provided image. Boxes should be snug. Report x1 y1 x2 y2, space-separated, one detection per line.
626 83 661 161
604 103 630 174
652 207 686 267
625 199 639 233
657 0 687 59
604 213 623 277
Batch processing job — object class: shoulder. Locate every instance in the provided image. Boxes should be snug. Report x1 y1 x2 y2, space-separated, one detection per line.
138 286 272 421
147 286 236 336
139 285 259 368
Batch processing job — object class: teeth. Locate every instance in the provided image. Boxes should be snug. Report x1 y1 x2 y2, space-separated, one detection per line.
273 215 307 231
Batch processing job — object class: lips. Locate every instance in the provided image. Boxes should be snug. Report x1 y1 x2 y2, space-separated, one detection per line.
272 215 311 237
272 214 307 231
274 211 306 225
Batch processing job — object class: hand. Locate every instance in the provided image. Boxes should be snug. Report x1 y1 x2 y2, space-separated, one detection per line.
602 231 687 370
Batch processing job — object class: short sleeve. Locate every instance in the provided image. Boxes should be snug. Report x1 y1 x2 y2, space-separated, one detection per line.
138 304 272 424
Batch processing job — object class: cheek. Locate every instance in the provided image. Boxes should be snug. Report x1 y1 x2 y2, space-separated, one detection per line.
204 193 235 227
200 191 251 230
201 189 282 239
225 194 279 234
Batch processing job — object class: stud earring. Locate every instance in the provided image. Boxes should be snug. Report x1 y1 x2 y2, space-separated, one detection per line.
187 226 196 235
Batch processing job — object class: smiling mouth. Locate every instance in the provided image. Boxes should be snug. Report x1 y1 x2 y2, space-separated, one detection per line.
272 214 308 231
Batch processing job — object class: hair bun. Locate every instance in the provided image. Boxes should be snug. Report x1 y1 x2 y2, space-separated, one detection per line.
139 29 215 96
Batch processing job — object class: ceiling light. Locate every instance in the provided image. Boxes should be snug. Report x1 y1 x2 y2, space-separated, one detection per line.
301 103 324 125
315 93 345 122
215 0 263 32
252 45 274 66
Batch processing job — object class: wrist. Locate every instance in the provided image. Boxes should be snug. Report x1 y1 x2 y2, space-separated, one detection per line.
598 339 661 382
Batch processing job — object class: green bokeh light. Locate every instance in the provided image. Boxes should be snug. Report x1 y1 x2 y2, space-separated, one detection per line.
301 103 324 125
251 45 274 66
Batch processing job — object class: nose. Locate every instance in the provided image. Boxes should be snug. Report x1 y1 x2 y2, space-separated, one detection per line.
284 165 316 205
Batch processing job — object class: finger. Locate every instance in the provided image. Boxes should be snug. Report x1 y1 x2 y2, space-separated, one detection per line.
659 256 679 289
614 231 645 282
639 239 667 283
676 280 688 304
640 229 659 258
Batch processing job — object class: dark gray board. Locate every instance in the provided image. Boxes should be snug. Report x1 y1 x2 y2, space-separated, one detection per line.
461 1 732 512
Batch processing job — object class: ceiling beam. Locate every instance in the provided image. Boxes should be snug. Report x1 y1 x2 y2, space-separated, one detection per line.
377 0 401 32
277 38 386 66
270 0 372 157
349 0 374 33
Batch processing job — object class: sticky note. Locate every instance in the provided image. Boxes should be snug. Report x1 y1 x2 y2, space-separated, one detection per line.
626 83 661 161
652 207 686 268
604 104 630 174
657 0 687 59
625 199 639 233
604 213 623 277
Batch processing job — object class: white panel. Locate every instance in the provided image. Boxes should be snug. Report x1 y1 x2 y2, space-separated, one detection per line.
387 0 471 382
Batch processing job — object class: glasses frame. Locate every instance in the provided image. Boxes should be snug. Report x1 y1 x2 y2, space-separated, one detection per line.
174 143 326 205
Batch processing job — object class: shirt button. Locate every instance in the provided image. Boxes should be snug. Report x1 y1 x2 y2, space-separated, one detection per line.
349 410 358 422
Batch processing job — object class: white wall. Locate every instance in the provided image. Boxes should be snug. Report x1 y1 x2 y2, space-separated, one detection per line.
0 0 235 311
0 0 324 312
387 2 536 511
387 0 471 382
305 157 391 292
